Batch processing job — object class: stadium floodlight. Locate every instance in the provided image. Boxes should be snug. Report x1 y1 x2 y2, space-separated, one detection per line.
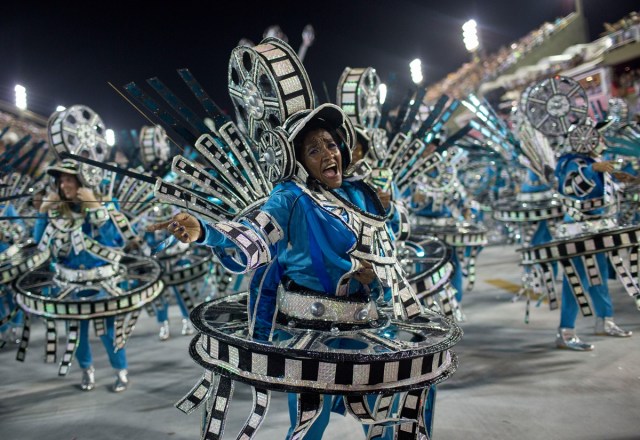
462 19 480 53
106 129 116 147
15 85 27 110
409 59 423 85
379 83 388 105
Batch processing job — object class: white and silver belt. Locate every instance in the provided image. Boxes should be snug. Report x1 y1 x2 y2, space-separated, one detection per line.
516 190 555 202
556 217 618 238
277 284 379 324
55 263 119 283
413 216 456 227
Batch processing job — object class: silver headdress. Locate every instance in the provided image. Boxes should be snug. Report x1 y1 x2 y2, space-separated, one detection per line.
47 105 111 188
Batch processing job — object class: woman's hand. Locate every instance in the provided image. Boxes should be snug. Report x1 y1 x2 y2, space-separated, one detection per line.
612 171 640 184
592 161 616 173
76 187 101 209
147 212 203 243
412 191 427 204
353 259 376 285
38 192 60 213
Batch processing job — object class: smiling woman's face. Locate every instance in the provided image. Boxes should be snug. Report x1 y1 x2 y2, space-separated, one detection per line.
300 128 343 189
58 173 80 201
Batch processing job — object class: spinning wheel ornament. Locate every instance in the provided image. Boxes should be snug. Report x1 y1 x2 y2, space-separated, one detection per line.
567 123 604 155
139 125 170 165
336 67 382 129
606 97 629 130
48 105 110 187
228 37 314 143
523 76 588 137
257 127 296 183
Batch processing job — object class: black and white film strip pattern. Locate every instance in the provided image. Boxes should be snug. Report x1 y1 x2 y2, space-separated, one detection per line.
173 284 195 314
344 394 399 425
411 261 453 301
560 260 593 317
0 247 49 284
235 387 270 440
57 320 79 376
396 387 430 440
45 320 57 363
396 153 442 195
155 180 226 223
244 210 285 247
465 246 480 292
214 222 271 272
439 284 458 318
521 225 640 264
218 122 272 197
107 209 137 242
84 236 124 264
173 153 244 213
93 318 106 337
383 133 409 170
202 375 234 440
15 278 164 320
366 393 396 439
176 369 215 414
15 313 30 362
114 314 126 350
121 311 141 349
162 255 211 287
290 394 324 440
539 263 558 310
194 332 452 392
564 168 595 197
583 254 601 286
608 250 640 296
493 205 563 223
629 247 639 283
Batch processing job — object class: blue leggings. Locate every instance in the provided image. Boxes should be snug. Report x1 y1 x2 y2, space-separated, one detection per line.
560 253 614 328
76 317 127 370
156 286 190 323
286 387 437 439
451 250 464 303
0 292 23 332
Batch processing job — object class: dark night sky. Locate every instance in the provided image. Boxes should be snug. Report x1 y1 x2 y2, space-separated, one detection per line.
1 0 637 135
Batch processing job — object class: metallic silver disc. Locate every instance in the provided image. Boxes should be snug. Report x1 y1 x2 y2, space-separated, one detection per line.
228 37 314 143
523 76 588 136
47 105 109 187
336 67 382 129
256 127 296 183
567 123 603 155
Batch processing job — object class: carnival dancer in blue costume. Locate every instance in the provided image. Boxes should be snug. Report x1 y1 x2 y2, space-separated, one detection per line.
0 174 27 341
410 146 476 307
554 148 633 350
150 104 441 439
35 159 130 390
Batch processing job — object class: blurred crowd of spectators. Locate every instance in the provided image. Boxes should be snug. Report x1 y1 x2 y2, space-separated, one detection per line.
602 11 640 37
426 14 577 101
0 110 47 148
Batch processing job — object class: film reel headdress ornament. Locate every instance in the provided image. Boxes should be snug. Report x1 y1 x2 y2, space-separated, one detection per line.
47 105 111 188
139 125 171 167
523 76 588 137
228 37 314 142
